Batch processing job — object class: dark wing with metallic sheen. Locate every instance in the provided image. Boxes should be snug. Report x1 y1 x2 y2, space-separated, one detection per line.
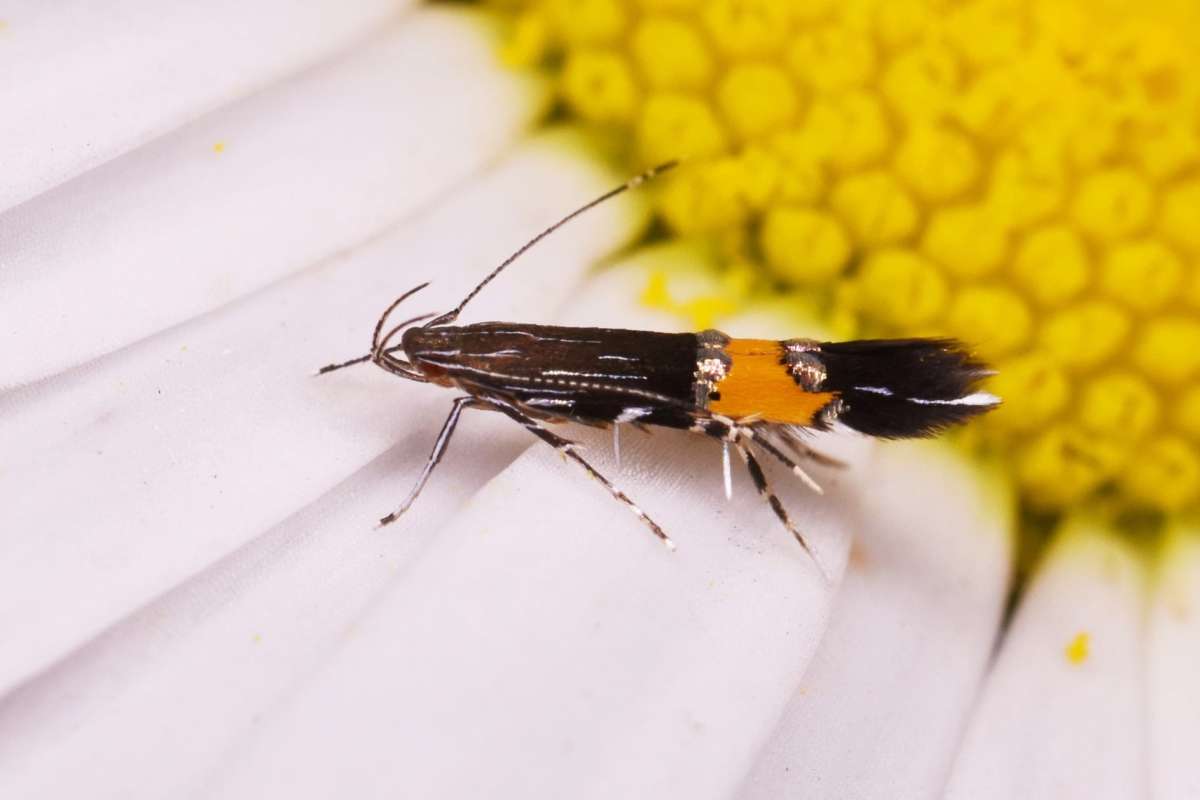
403 323 700 426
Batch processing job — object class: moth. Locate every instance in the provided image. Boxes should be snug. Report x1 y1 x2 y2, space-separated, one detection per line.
319 162 998 559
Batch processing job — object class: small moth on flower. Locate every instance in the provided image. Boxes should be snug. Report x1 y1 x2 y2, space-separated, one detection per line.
319 163 998 563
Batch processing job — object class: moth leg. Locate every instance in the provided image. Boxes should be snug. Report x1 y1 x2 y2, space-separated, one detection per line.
771 426 846 470
688 416 737 500
734 436 828 579
722 440 732 501
485 398 675 550
739 427 825 495
378 396 480 527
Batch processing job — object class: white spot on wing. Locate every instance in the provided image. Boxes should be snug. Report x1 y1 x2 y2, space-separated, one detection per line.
907 391 999 407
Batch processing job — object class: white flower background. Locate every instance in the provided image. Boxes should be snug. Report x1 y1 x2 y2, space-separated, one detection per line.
1 3 1197 798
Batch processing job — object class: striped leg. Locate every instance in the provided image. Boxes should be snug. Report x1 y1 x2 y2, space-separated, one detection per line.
770 426 846 469
740 428 825 495
689 416 825 571
378 396 480 526
690 417 829 495
485 397 675 550
734 439 828 579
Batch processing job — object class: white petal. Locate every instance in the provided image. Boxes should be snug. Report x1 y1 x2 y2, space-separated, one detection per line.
1147 520 1200 799
740 441 1014 798
200 259 874 799
944 516 1147 799
0 0 407 210
0 134 645 702
0 8 548 387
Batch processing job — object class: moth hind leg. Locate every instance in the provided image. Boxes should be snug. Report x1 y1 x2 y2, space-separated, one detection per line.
734 438 829 580
770 425 847 470
741 427 826 495
688 415 737 500
487 397 675 550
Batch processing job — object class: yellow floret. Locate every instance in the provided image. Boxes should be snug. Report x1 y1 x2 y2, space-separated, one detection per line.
922 205 1010 280
874 0 936 49
637 93 728 163
766 131 825 204
1176 386 1200 439
830 170 919 246
1160 179 1200 254
797 91 890 170
985 353 1071 434
701 0 795 56
631 17 713 90
1134 122 1200 180
1017 426 1125 508
561 50 639 123
1040 301 1131 372
716 64 800 141
786 25 876 93
944 1 1025 70
881 44 960 122
759 206 850 285
544 0 626 45
658 158 748 232
1064 97 1120 171
985 145 1067 229
632 0 704 10
1100 241 1184 313
733 146 780 209
1079 372 1160 441
895 124 980 203
1011 225 1091 308
1123 437 1200 511
795 0 837 24
500 11 550 67
1135 317 1200 386
945 285 1032 359
1071 168 1154 241
856 249 948 328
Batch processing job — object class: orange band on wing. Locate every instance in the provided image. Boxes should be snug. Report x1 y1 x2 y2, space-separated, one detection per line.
708 339 835 425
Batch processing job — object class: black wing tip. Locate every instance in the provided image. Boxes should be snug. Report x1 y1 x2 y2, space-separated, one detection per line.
818 337 999 439
819 336 995 393
838 393 999 439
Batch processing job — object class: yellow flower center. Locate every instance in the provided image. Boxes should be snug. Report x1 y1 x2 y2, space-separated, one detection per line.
487 0 1200 516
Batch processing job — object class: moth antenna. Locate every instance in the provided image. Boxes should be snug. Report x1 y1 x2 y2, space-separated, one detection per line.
316 282 434 375
313 353 371 376
372 282 431 352
425 160 679 328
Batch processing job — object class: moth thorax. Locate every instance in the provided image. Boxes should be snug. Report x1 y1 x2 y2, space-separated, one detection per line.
783 339 826 392
694 329 732 407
